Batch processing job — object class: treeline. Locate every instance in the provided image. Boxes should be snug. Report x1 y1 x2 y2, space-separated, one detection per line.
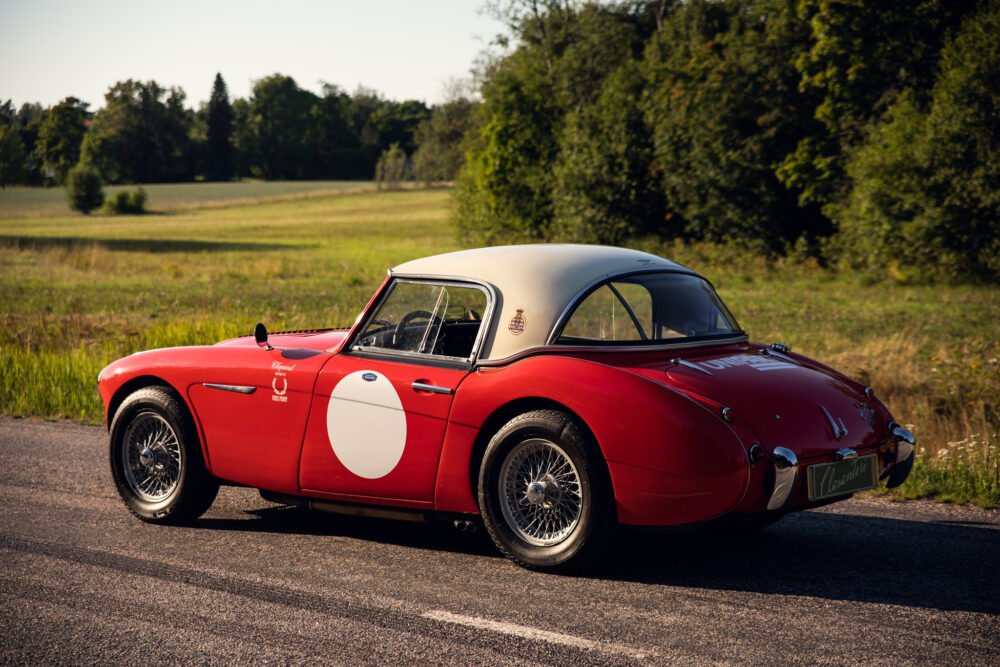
0 73 478 187
457 0 999 282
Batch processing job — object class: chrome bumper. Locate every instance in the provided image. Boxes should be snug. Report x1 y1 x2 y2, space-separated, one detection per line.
750 445 799 510
886 423 916 488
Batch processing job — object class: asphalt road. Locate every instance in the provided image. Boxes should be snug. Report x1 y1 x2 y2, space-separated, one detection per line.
1 416 998 665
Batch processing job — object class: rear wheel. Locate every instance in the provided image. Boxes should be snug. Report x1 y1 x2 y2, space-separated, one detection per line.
109 386 219 524
478 410 615 571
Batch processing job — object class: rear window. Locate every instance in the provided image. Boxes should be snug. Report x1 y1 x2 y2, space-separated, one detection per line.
556 273 741 344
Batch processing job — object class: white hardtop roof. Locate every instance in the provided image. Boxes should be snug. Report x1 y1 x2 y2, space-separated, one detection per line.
391 244 696 360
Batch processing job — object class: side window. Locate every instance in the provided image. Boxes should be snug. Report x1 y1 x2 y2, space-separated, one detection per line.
560 282 652 341
353 281 489 360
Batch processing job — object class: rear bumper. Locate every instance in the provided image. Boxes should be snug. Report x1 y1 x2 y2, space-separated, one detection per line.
886 423 916 489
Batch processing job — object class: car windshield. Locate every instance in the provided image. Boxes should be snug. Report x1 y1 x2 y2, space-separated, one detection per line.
556 272 741 344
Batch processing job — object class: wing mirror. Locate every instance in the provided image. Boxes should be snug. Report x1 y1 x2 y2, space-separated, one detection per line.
254 322 273 351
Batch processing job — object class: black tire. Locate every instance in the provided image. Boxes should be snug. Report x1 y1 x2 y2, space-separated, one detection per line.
478 409 616 572
109 386 219 524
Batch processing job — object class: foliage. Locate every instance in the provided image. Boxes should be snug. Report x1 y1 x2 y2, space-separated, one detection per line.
412 96 479 182
456 1 654 244
641 0 825 251
0 124 27 188
36 97 89 184
551 62 660 244
80 80 194 183
834 3 1000 282
374 143 412 190
204 74 234 181
103 186 147 214
779 0 974 213
65 164 105 213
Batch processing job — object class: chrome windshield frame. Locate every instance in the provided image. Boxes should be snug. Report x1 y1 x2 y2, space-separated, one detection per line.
545 268 744 347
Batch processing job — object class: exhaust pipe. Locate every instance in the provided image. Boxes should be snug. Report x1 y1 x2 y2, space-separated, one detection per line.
452 519 478 533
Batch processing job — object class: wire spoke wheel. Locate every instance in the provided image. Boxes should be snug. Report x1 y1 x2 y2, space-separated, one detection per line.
498 438 583 547
121 411 182 502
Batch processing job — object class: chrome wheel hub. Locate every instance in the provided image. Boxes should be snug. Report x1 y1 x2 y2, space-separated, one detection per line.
122 412 182 502
499 439 582 546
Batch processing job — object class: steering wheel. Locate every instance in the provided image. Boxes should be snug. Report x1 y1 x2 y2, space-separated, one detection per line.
393 310 443 351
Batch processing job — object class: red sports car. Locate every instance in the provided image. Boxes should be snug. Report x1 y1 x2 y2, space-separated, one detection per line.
99 244 915 570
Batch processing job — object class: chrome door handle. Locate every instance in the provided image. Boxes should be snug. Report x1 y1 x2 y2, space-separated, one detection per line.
411 381 453 395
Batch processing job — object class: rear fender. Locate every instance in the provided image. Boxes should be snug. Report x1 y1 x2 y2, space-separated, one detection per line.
437 355 750 525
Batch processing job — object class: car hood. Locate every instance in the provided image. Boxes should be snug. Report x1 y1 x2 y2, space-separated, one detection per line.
629 345 889 461
215 328 351 353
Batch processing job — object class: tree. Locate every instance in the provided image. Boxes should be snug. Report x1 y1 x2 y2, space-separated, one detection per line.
456 1 652 244
641 0 823 251
36 97 89 184
81 80 194 183
243 74 316 179
551 63 660 244
778 0 975 213
0 125 26 187
204 73 234 181
835 2 1000 282
413 96 479 183
65 164 104 213
374 143 411 190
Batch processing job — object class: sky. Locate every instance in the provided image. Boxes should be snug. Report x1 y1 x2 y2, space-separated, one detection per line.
0 0 507 109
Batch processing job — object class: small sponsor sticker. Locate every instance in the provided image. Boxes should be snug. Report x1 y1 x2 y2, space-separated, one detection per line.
362 372 377 382
508 309 526 335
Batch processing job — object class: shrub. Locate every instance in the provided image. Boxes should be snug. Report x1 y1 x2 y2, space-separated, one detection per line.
104 187 147 214
65 165 105 214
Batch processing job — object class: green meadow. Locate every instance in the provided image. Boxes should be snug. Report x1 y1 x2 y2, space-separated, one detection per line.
1 185 996 507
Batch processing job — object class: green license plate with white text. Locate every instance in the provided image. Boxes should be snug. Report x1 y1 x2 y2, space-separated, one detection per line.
807 454 878 501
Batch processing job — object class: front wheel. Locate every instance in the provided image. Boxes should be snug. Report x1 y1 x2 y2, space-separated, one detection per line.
478 410 616 571
109 386 219 524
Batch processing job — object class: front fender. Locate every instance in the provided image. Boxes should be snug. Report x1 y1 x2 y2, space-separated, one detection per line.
439 355 750 526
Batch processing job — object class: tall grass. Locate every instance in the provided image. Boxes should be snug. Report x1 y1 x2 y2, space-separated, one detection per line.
1 187 996 507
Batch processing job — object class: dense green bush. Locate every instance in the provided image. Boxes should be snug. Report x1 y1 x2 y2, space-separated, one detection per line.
65 165 104 214
103 186 147 214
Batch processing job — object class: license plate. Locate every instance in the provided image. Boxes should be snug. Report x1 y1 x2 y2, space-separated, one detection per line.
807 454 878 501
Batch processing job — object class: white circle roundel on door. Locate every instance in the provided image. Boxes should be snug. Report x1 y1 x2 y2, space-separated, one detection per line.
326 370 407 479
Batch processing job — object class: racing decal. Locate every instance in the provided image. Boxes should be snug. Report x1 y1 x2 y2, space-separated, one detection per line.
271 361 295 403
699 353 793 373
326 370 406 479
508 308 526 335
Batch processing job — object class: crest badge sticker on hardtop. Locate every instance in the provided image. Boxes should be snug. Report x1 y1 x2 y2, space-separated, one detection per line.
509 308 526 335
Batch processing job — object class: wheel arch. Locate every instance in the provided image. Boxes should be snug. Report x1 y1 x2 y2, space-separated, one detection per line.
107 375 213 474
466 396 613 512
107 375 180 429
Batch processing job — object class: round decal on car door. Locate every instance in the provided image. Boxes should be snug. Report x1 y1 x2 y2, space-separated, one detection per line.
326 370 406 479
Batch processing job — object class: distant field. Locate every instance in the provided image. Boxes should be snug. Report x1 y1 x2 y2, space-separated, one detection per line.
1 187 996 507
0 181 376 218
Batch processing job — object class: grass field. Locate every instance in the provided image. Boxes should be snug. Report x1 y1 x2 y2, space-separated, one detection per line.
0 180 377 218
1 184 996 507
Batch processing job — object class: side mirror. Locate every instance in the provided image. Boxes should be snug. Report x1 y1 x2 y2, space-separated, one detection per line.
254 322 272 351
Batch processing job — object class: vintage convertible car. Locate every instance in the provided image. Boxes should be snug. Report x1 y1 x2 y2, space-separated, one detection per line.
99 244 915 570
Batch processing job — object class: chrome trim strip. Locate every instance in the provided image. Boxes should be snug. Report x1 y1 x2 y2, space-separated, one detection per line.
475 334 749 368
411 381 454 395
762 347 801 366
765 446 799 511
821 405 848 440
204 383 256 395
349 274 498 366
672 358 713 376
